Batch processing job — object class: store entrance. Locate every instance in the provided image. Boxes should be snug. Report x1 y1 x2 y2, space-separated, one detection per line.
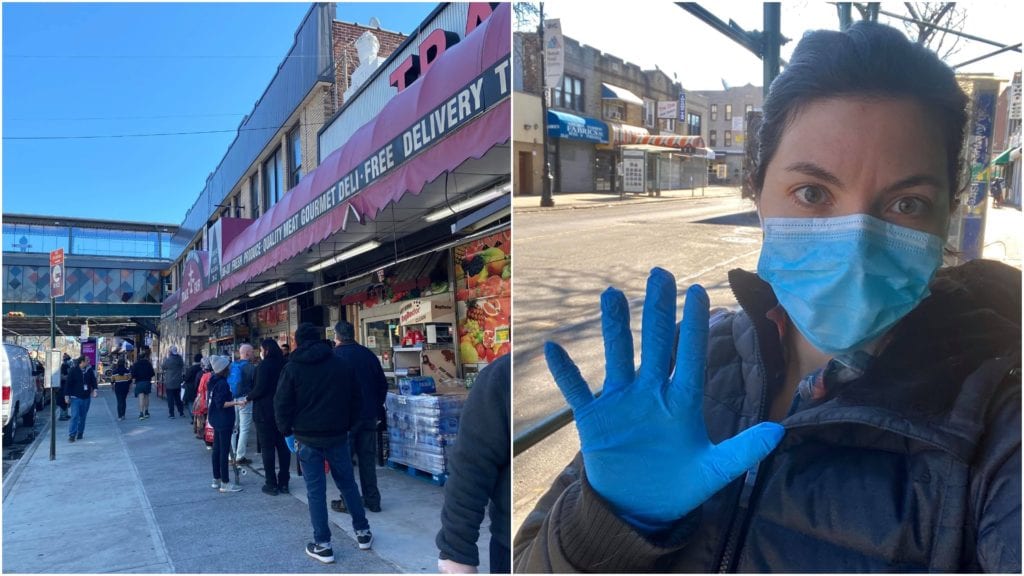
363 318 400 385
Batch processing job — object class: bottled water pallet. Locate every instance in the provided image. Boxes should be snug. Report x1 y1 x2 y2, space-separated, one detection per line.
386 460 447 486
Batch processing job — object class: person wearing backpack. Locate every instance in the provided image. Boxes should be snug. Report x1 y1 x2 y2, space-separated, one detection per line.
228 344 257 465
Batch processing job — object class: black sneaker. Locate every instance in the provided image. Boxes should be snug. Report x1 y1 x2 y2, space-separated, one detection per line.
356 529 373 550
278 484 289 494
237 457 252 465
330 499 348 514
170 414 175 419
68 436 76 443
261 484 279 496
305 543 334 564
77 435 83 440
139 413 145 420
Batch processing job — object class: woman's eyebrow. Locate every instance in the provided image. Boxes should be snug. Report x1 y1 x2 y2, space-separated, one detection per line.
785 162 842 187
879 174 944 197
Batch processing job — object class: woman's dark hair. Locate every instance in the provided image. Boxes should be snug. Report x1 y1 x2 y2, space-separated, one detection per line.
260 338 283 359
193 353 202 363
750 21 968 204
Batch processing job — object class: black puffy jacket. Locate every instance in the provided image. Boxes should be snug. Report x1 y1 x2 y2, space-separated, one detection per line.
514 259 1021 572
274 341 362 448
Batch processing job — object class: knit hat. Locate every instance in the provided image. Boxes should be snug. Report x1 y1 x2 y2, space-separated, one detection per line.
210 355 230 374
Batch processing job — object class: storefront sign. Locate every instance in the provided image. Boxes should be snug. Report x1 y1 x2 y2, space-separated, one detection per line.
400 299 455 326
389 3 498 92
543 18 564 89
1010 73 1021 121
220 56 511 279
207 219 223 283
678 92 686 122
657 100 677 119
179 251 210 309
547 110 608 143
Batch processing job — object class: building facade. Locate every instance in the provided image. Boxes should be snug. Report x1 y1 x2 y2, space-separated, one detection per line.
163 3 511 385
696 83 763 185
515 30 709 196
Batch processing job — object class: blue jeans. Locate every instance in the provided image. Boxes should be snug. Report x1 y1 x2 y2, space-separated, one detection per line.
69 396 91 438
298 439 369 545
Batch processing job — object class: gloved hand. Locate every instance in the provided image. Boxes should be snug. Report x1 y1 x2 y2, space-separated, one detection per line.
438 558 478 574
545 267 785 530
285 435 296 453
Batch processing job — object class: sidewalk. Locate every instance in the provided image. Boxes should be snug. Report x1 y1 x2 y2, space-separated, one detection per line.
2 387 478 573
513 185 741 212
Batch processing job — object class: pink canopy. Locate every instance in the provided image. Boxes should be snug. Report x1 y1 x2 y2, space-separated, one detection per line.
178 3 511 317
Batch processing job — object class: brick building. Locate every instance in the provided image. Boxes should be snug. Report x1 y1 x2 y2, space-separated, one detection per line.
695 84 763 185
162 3 407 356
514 31 709 195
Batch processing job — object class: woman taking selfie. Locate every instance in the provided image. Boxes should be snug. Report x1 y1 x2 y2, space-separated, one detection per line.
514 21 1020 573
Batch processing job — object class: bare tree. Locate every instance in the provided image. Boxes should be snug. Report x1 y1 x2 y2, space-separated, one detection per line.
899 2 966 60
515 1 540 34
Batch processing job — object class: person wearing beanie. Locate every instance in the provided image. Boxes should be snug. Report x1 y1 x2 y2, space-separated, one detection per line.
275 322 373 563
208 355 245 493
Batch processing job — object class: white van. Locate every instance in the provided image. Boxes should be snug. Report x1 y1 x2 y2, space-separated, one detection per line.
2 343 38 444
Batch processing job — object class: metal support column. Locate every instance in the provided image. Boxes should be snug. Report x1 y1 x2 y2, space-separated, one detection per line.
763 3 781 96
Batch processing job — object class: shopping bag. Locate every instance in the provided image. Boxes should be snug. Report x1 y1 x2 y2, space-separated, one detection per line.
204 419 215 444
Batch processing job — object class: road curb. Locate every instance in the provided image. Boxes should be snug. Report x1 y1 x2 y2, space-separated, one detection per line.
513 191 737 213
2 409 51 503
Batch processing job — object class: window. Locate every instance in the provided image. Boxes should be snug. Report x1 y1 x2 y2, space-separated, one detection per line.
724 130 733 147
725 104 733 121
643 98 656 128
603 102 625 121
553 75 584 112
709 130 717 147
687 113 701 136
659 118 675 133
288 124 302 188
71 228 160 258
711 104 718 121
231 191 242 218
745 103 753 115
249 175 259 218
2 223 70 254
262 147 284 210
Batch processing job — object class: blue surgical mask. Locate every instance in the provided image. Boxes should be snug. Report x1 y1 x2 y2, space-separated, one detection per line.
757 214 944 355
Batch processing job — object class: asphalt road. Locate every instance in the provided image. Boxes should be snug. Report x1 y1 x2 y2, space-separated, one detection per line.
511 194 763 536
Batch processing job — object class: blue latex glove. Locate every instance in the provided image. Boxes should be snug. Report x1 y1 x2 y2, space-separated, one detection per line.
545 267 785 530
285 435 296 453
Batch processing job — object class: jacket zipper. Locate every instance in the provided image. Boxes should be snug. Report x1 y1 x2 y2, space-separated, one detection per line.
717 277 778 573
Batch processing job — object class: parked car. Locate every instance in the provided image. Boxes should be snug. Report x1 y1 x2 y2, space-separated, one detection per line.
3 343 38 445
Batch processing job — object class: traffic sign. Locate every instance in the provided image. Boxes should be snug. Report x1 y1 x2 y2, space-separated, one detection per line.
50 248 65 299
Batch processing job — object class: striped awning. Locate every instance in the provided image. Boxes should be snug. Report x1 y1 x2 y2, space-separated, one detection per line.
606 122 650 144
638 134 705 150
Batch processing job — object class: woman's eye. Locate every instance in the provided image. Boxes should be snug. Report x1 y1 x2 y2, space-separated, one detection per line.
890 197 930 216
792 185 830 206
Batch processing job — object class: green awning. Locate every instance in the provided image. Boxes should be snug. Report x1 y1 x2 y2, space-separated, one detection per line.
993 147 1018 165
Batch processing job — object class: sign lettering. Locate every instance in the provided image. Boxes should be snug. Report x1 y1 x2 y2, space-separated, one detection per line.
221 56 511 279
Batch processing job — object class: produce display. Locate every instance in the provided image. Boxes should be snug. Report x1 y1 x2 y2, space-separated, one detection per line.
454 230 511 367
386 392 466 475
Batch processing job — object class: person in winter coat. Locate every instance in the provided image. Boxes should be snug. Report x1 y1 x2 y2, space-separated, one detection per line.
208 355 246 493
58 353 72 420
436 354 511 574
515 22 1021 573
249 338 289 495
193 358 213 441
65 356 98 442
229 344 257 465
131 351 155 420
182 354 203 423
111 358 132 421
332 320 388 513
275 322 373 563
161 346 186 418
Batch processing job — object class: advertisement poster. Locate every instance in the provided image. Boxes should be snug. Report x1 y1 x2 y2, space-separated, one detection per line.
543 18 564 89
454 229 511 378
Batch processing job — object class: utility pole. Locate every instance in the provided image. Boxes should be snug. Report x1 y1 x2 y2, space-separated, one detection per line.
763 3 781 96
49 296 56 460
538 3 555 207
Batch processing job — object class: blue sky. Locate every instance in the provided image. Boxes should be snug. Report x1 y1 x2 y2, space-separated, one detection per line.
2 2 436 225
